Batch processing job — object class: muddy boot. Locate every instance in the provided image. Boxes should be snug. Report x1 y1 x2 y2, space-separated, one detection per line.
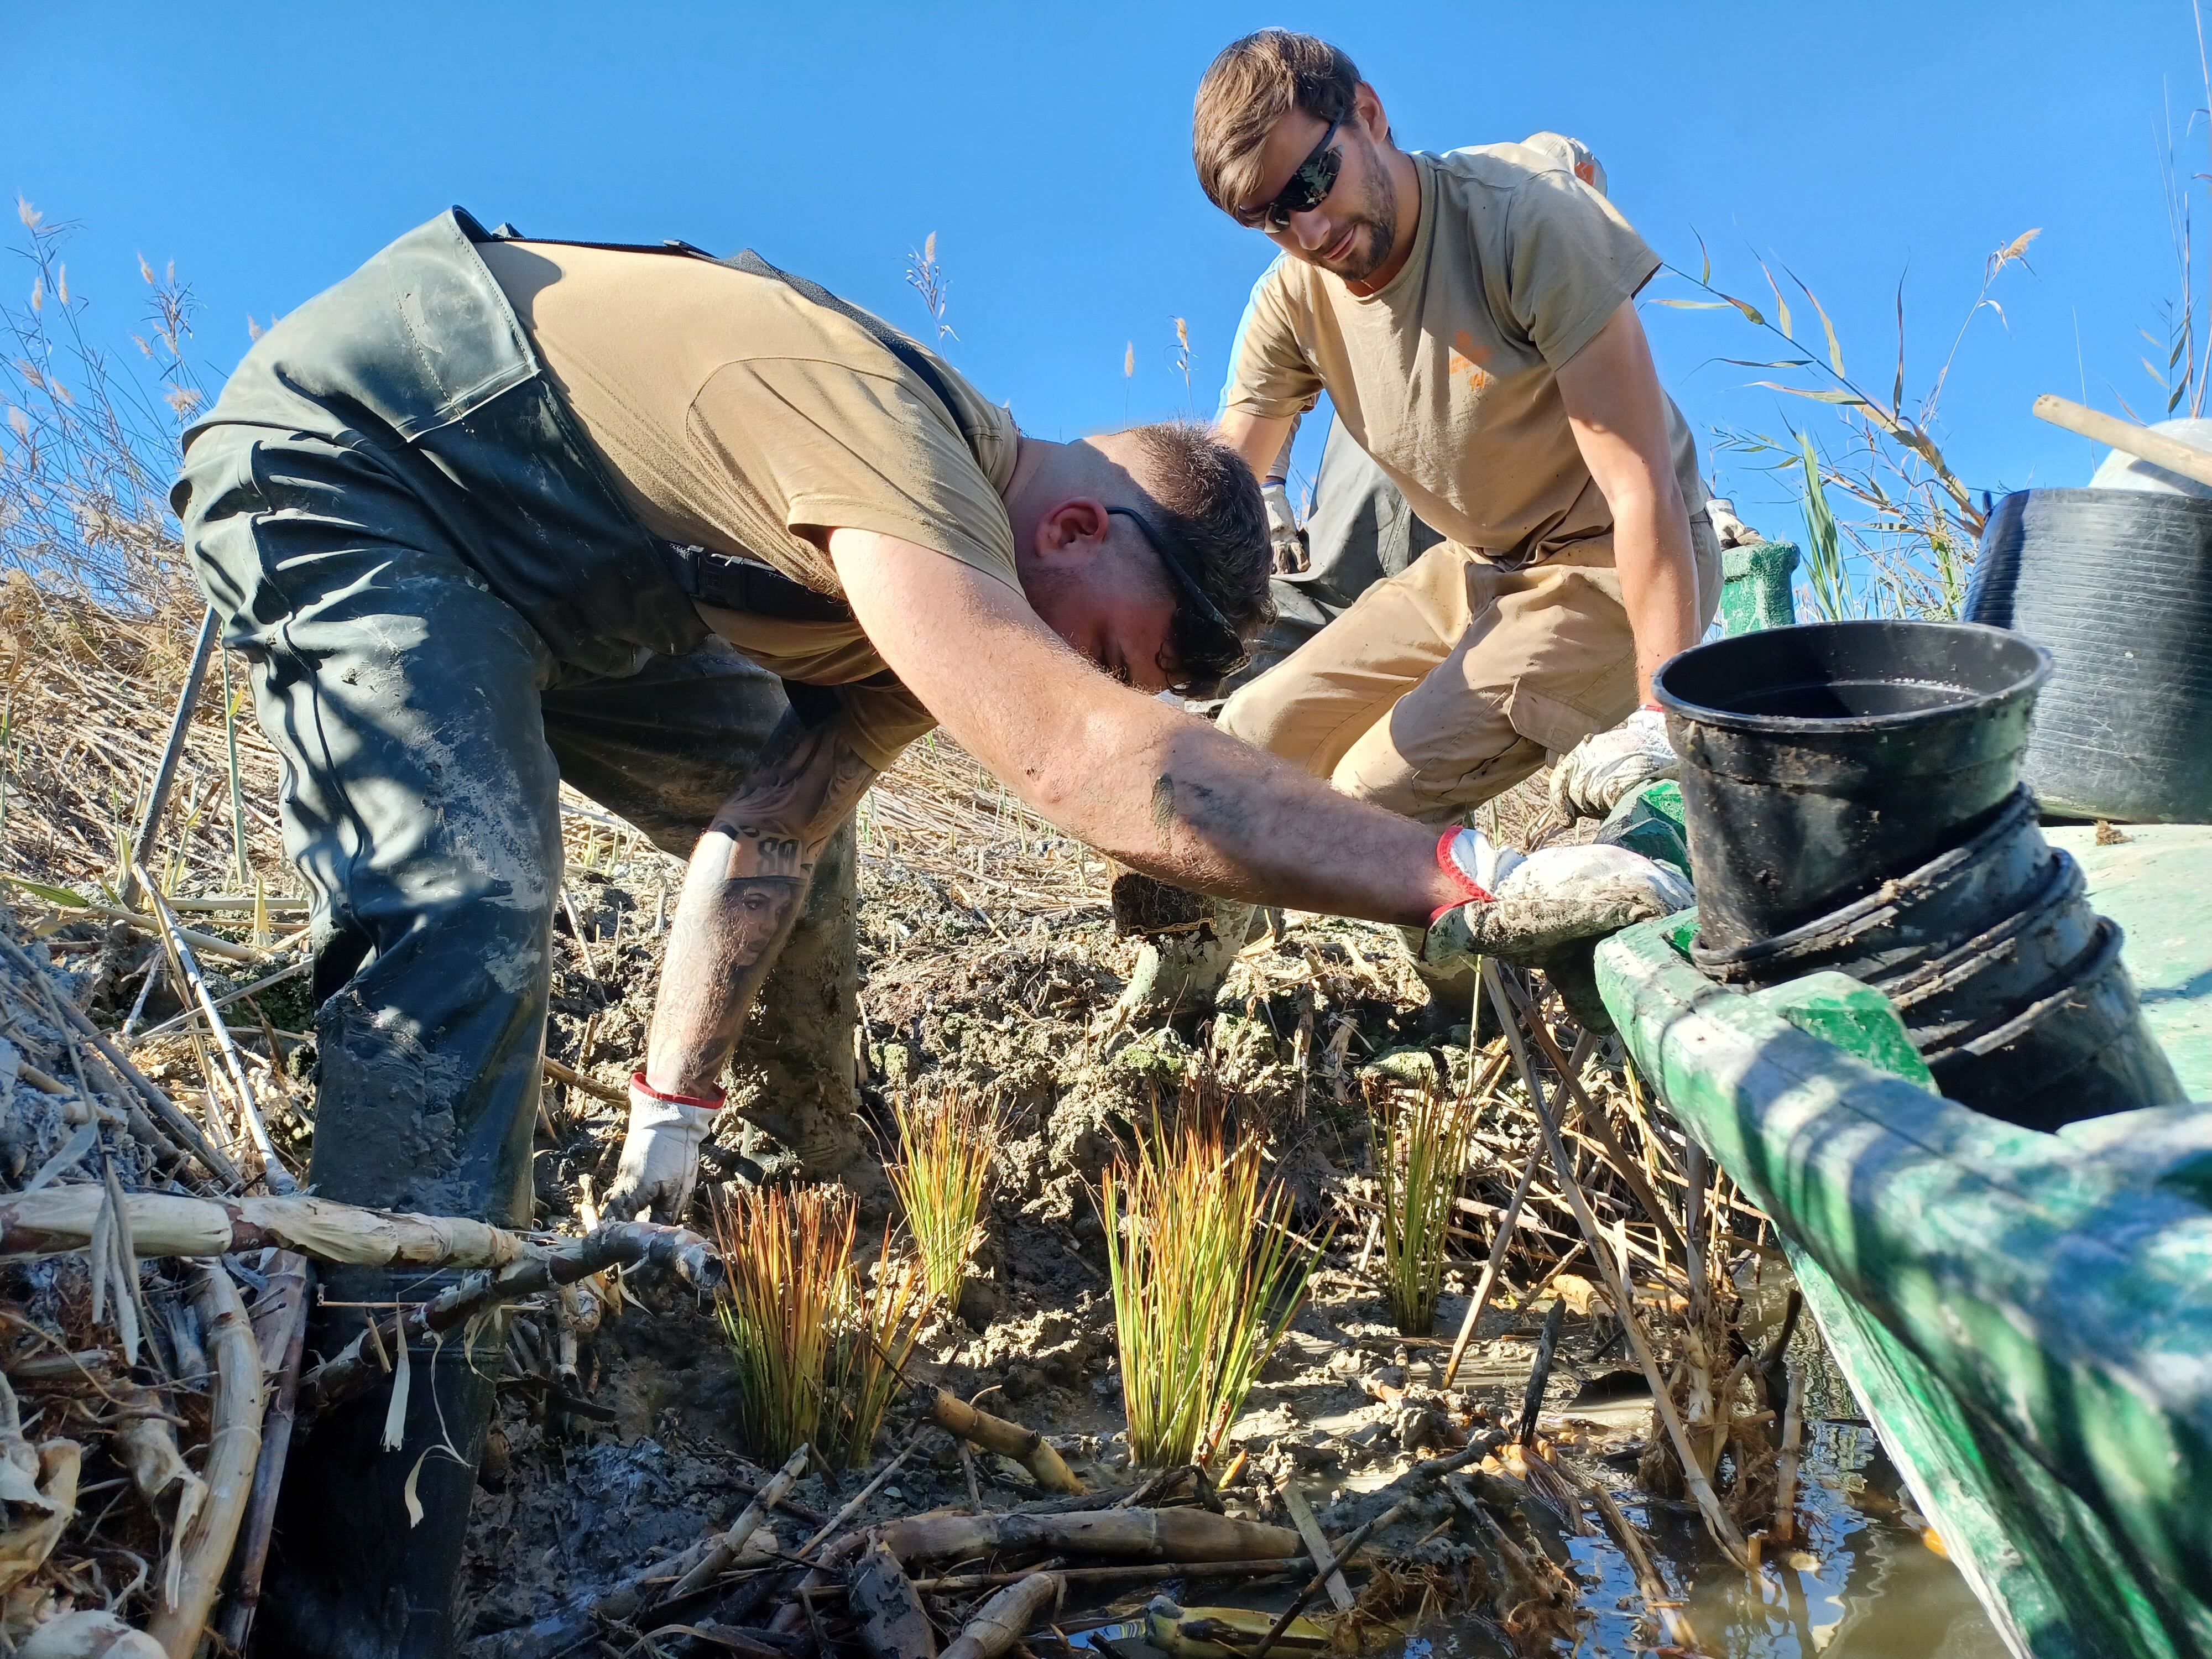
1115 898 1259 1024
728 818 862 1177
254 1268 499 1658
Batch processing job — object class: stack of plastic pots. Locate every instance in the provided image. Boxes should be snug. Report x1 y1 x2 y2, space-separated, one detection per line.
1653 619 2185 1132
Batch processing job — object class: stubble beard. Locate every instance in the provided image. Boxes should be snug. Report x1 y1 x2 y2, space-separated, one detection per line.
1318 164 1398 284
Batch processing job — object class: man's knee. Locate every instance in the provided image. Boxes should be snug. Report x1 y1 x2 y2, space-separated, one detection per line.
1329 716 1549 825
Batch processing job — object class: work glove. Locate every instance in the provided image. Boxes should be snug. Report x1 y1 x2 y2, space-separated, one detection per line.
602 1073 723 1223
1548 708 1678 822
1423 842 1694 972
1262 479 1308 574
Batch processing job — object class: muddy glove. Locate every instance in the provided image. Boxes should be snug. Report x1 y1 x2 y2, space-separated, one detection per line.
1548 708 1677 821
1262 478 1308 573
1422 843 1694 972
603 1073 723 1222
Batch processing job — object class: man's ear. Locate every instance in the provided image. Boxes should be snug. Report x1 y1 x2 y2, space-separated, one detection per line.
1032 497 1112 562
1355 82 1389 147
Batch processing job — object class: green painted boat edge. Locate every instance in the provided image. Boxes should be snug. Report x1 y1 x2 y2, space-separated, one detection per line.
1595 911 2212 1658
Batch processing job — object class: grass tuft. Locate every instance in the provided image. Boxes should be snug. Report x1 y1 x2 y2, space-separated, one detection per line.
1103 1103 1326 1468
712 1183 930 1469
1369 1082 1480 1335
887 1083 1001 1312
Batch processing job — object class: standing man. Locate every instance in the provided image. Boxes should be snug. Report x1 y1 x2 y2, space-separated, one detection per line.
176 205 1685 1655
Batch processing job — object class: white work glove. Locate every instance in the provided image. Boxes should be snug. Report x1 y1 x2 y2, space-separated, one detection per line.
1548 708 1678 822
602 1073 722 1223
1423 843 1693 971
1437 825 1524 901
1262 479 1308 573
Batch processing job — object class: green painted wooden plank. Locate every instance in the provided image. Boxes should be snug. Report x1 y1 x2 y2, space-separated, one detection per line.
1595 913 2212 1658
2048 824 2212 1099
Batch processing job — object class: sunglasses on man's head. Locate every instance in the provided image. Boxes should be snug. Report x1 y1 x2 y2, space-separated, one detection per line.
1233 116 1345 231
1105 507 1249 693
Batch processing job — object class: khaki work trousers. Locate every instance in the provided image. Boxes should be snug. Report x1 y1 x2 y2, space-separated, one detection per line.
1219 520 1721 826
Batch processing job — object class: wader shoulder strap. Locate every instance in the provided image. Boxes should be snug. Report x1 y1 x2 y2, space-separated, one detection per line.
472 219 973 625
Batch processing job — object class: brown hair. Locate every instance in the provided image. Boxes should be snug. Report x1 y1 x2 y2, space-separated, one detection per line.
1129 420 1273 692
1192 30 1362 216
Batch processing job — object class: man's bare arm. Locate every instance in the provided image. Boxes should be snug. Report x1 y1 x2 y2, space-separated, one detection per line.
1556 301 1699 702
645 712 879 1098
1217 408 1297 482
827 530 1465 927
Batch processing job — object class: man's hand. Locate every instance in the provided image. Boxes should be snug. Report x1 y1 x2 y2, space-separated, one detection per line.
1261 479 1308 573
1422 843 1693 969
1549 708 1677 821
603 1074 722 1222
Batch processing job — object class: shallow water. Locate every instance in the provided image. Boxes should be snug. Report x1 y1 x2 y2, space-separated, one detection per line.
1562 1420 2007 1658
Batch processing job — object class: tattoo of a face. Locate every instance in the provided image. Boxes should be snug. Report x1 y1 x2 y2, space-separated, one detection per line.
724 877 802 962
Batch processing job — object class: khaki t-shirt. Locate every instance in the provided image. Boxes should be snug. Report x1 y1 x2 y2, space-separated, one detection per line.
481 240 1024 770
1220 144 1702 567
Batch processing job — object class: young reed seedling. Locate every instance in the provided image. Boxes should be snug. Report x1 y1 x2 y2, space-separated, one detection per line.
713 1183 932 1468
888 1083 1001 1311
1103 1106 1326 1468
1370 1081 1480 1335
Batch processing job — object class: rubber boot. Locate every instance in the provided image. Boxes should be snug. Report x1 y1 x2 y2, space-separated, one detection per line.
1395 925 1491 1041
1116 899 1259 1024
253 1267 499 1658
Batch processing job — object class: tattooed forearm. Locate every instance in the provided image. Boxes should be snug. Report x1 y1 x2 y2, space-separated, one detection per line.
645 713 880 1097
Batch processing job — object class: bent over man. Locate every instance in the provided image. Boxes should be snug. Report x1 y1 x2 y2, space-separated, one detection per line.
175 207 1687 1656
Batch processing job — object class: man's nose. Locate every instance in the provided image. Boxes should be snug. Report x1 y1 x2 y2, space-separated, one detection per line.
1286 206 1334 253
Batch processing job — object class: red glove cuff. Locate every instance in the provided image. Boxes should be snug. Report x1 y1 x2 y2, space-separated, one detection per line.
629 1071 724 1110
1432 830 1495 924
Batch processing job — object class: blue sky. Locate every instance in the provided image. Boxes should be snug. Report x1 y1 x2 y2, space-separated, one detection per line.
7 0 2208 535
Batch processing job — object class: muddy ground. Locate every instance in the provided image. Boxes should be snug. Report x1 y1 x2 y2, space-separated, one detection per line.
446 836 1757 1657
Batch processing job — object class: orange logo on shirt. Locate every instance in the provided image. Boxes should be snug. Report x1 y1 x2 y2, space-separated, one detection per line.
1449 330 1494 392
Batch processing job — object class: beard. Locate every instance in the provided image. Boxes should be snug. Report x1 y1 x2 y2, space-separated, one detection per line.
1315 150 1398 282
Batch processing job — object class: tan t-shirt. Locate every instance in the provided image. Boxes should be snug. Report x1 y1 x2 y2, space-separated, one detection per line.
481 239 1023 769
1220 144 1702 567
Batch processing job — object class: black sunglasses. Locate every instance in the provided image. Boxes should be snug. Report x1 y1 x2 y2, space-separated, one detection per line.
1105 507 1250 691
1233 116 1345 231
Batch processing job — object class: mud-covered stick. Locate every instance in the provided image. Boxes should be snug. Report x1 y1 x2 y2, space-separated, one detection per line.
1518 1300 1566 1447
669 1445 813 1601
851 1540 940 1659
1480 961 1752 1571
909 1557 1308 1593
1248 1499 1407 1659
304 1220 719 1413
1441 1142 1540 1389
940 1571 1062 1659
795 1427 927 1561
1490 966 1684 1258
1772 1365 1807 1546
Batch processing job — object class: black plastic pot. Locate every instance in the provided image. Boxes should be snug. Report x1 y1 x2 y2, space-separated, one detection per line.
1970 488 2212 822
1879 853 2100 1052
1656 620 2053 952
1690 786 2053 988
1922 921 2188 1131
